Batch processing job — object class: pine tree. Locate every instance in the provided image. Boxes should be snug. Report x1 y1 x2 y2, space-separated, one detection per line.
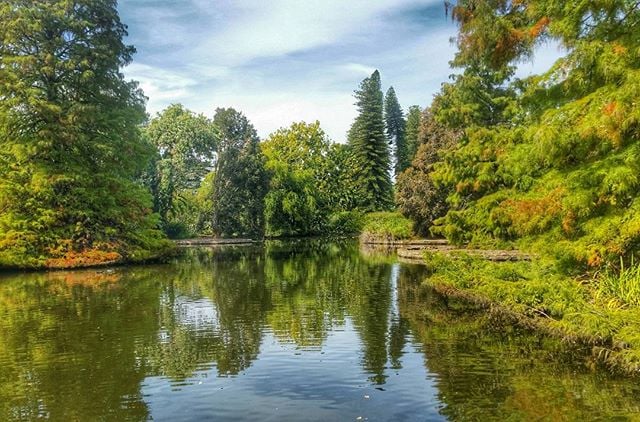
211 108 269 238
347 70 393 211
384 87 408 175
0 0 169 268
405 106 422 163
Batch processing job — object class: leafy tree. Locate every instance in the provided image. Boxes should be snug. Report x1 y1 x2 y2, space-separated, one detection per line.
193 171 216 235
262 122 331 237
211 108 268 238
317 143 365 213
396 106 460 236
432 0 640 268
0 0 169 268
348 70 393 211
384 87 408 175
144 104 217 236
405 105 422 163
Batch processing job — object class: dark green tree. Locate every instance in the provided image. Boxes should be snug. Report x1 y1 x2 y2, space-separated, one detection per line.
396 106 460 236
405 105 422 163
384 87 408 175
0 0 169 268
144 104 217 236
347 70 393 211
211 108 269 238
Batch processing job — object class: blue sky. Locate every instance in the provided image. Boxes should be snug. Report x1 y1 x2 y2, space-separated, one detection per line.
118 0 560 141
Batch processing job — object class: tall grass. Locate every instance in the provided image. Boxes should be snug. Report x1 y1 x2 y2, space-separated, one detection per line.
595 258 640 308
360 212 414 243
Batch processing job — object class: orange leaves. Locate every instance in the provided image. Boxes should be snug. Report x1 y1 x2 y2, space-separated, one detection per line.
612 43 627 56
500 188 565 235
529 17 550 38
561 211 576 235
587 251 603 267
600 100 624 148
45 246 122 269
603 101 617 116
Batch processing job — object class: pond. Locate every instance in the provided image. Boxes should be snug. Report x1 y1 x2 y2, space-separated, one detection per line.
1 240 639 421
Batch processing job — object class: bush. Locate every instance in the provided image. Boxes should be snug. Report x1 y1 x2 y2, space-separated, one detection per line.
162 221 193 240
327 211 364 235
360 212 414 243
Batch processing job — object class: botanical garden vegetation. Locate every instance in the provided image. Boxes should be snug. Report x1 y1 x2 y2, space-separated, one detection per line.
1 0 640 374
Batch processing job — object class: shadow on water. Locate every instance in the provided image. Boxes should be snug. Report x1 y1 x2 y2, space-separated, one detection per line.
0 239 639 420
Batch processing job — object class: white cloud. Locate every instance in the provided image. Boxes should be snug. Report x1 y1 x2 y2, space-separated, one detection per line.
119 0 565 141
124 63 198 109
192 0 437 66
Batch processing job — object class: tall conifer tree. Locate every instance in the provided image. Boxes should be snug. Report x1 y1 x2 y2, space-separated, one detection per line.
405 106 422 163
0 0 168 268
347 70 393 211
384 87 408 175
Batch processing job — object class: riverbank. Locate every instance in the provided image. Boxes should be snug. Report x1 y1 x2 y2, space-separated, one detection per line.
414 251 640 376
0 241 178 271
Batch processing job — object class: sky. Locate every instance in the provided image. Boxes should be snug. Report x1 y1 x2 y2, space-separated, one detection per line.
118 0 561 141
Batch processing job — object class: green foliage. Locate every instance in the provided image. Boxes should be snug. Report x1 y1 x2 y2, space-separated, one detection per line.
262 121 362 237
423 251 640 374
423 0 640 270
348 70 394 211
405 105 422 163
193 171 216 234
595 258 640 308
144 104 217 232
361 212 414 242
396 108 460 236
326 211 365 236
0 0 172 268
384 87 408 174
211 108 269 238
317 143 366 212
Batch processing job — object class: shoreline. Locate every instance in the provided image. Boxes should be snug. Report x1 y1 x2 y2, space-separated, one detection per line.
403 249 640 378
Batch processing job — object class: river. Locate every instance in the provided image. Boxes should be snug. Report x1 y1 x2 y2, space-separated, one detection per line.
1 240 639 421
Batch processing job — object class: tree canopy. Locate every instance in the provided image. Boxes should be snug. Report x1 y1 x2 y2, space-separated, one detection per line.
144 104 217 230
0 0 170 268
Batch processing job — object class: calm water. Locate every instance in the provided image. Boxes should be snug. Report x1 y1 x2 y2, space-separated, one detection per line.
1 240 639 421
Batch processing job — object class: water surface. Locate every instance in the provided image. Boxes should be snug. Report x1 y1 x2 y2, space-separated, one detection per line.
1 240 639 421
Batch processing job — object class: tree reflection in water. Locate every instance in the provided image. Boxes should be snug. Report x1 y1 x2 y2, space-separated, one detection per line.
0 240 639 421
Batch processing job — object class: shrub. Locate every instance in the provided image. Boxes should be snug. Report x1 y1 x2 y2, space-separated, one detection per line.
327 211 364 235
360 212 414 243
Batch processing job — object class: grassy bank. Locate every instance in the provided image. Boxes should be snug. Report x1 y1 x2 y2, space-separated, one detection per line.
420 252 640 376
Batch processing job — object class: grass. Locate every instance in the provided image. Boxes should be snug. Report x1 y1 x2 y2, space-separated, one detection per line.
360 212 414 243
594 258 640 308
421 251 640 376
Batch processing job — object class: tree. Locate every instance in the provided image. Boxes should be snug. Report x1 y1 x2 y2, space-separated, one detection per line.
431 0 640 268
262 121 332 237
144 104 217 235
405 106 422 163
0 0 169 268
211 108 268 238
347 70 393 211
384 87 408 175
396 107 461 236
